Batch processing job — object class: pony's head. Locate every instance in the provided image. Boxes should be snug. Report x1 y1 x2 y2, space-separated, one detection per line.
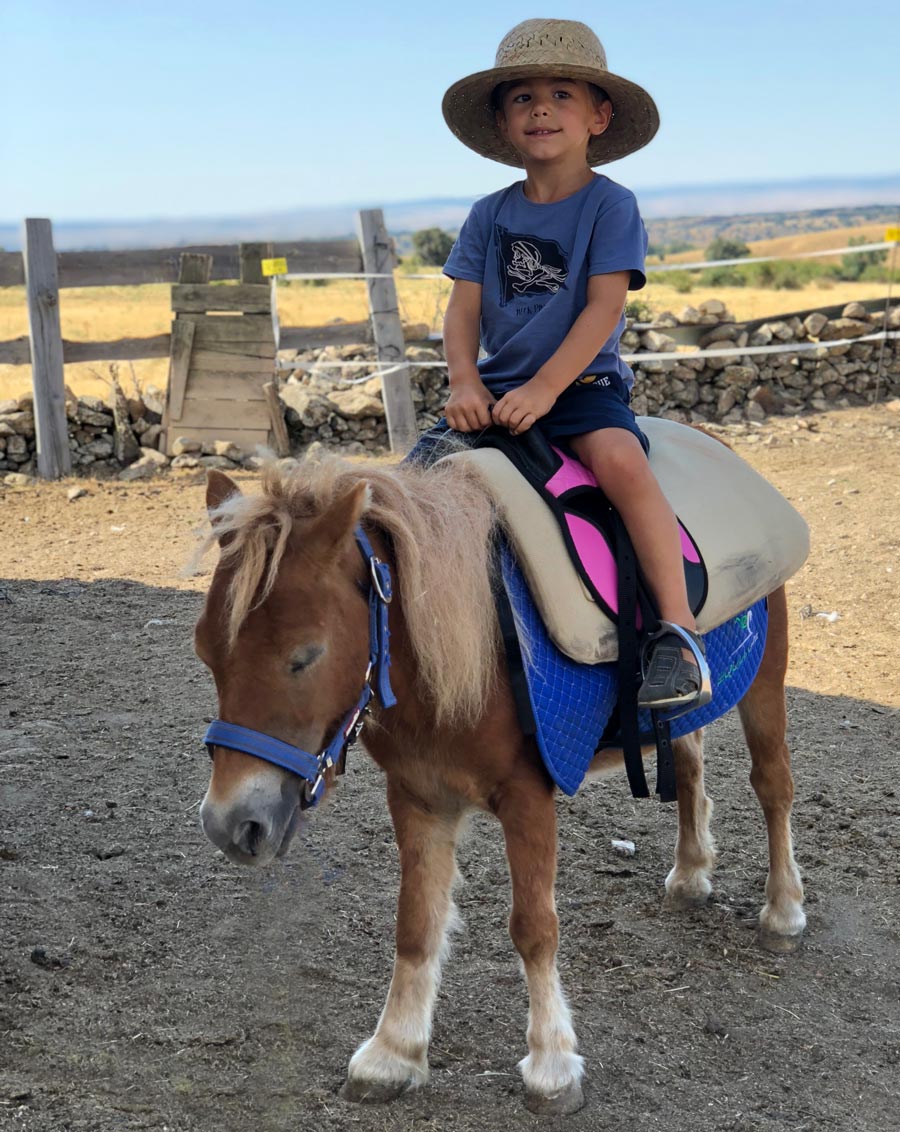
196 467 373 866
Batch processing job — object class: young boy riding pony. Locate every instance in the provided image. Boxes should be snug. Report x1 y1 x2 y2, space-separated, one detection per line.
438 18 710 711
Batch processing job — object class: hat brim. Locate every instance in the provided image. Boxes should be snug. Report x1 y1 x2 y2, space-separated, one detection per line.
442 63 660 167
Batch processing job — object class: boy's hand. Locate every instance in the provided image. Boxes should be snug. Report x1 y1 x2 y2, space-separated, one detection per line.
444 379 496 432
492 380 557 435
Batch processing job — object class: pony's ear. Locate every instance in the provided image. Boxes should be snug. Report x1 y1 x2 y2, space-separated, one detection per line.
306 481 371 562
206 470 241 514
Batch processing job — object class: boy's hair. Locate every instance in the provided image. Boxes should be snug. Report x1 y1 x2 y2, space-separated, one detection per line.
491 79 611 114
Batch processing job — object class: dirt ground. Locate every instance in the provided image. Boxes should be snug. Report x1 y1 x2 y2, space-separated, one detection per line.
2 405 899 1132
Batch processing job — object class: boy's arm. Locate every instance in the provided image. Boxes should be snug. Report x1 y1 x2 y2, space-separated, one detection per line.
492 271 631 435
442 279 496 432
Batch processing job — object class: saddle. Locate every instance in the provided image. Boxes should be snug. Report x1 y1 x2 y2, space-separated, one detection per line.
440 417 809 664
437 420 808 801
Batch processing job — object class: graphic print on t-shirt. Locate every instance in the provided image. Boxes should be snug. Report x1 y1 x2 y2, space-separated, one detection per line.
494 224 569 308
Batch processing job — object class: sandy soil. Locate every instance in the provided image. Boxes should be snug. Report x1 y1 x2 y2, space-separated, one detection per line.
2 406 899 1131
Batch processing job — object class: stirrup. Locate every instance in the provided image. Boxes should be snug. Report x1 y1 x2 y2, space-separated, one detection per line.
638 621 713 717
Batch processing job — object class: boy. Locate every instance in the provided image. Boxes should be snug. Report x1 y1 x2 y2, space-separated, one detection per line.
440 18 709 710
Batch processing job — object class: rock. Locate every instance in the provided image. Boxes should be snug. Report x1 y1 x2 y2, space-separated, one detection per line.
67 486 88 501
640 330 677 353
110 377 141 463
138 447 169 466
4 472 33 486
141 424 162 449
750 385 781 415
819 318 871 341
722 364 758 388
2 411 35 436
117 462 157 481
213 441 245 462
279 386 336 427
171 455 200 469
884 398 900 413
698 299 726 316
171 437 203 456
77 407 114 428
699 324 739 348
678 305 701 325
84 437 114 459
328 389 386 420
717 388 737 415
842 301 868 320
0 399 18 415
199 455 238 470
803 312 829 338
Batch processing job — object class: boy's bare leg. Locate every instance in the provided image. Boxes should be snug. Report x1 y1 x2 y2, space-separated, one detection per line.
569 428 695 633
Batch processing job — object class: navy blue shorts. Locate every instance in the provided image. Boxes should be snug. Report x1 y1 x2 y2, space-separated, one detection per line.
534 377 649 454
412 376 649 466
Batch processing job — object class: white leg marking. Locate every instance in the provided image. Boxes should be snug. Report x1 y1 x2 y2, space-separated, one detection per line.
518 964 584 1096
347 902 459 1088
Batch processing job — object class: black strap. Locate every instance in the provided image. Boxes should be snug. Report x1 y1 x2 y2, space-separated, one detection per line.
612 510 650 799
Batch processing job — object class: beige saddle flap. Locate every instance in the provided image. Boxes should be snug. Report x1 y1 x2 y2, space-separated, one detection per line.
441 417 809 664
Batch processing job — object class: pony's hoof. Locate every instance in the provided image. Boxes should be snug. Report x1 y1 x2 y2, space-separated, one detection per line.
525 1081 585 1116
339 1078 409 1104
665 888 711 912
758 928 804 954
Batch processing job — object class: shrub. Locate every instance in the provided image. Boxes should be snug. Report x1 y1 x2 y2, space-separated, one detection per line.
412 228 456 266
625 297 654 322
698 265 746 288
705 236 752 262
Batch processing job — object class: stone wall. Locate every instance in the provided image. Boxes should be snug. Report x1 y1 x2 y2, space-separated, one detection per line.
2 299 898 483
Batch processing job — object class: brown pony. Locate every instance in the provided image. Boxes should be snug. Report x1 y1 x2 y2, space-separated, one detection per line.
195 455 805 1116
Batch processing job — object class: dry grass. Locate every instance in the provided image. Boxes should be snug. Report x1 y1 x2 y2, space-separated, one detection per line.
1 228 894 400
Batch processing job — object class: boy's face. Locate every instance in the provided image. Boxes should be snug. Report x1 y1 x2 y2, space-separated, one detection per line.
496 77 612 167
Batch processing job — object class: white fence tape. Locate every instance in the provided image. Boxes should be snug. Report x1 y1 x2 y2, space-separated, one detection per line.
281 239 896 282
274 328 900 383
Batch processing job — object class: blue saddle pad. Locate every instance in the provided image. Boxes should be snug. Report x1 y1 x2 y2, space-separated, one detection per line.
500 539 767 796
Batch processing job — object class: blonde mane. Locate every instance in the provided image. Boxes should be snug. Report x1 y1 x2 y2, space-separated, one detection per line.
199 453 500 727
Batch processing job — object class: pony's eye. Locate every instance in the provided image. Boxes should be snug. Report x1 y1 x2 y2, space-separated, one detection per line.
289 645 325 674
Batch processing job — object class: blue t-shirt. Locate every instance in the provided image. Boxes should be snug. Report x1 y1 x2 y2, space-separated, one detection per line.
444 175 647 393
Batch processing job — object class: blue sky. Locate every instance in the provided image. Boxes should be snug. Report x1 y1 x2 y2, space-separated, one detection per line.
2 0 898 222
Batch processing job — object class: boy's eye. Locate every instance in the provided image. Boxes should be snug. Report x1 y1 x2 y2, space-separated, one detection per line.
553 90 571 99
512 93 531 104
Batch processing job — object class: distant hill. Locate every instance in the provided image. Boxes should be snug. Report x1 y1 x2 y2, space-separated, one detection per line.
1 174 897 252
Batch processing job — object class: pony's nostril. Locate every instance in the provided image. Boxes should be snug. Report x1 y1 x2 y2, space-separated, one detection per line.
234 820 264 856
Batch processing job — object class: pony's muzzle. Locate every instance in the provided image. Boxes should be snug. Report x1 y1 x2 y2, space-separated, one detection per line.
200 768 299 865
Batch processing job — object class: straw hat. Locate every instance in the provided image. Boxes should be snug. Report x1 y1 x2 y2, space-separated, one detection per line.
442 19 659 168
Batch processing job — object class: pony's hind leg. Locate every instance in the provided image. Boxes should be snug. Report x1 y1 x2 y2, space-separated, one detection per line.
665 729 717 907
494 767 585 1116
342 782 463 1103
737 587 805 950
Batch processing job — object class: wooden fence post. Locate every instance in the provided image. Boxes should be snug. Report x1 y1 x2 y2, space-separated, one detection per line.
23 218 71 478
357 209 417 454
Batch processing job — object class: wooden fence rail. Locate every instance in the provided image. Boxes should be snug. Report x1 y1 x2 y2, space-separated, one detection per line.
0 213 417 475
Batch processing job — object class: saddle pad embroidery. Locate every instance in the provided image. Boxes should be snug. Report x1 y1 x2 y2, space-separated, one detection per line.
500 539 768 796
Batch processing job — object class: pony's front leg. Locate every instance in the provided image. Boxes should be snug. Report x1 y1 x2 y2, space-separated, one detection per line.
342 781 463 1103
495 772 585 1115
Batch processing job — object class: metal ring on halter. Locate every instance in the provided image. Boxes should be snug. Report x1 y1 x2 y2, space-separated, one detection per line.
642 620 713 710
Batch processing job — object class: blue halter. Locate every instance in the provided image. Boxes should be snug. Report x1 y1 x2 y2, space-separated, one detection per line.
204 526 397 808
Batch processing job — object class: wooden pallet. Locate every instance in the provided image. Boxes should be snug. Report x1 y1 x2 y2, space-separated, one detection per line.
160 245 287 456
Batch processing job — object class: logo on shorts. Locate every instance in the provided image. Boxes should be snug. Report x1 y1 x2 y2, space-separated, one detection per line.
494 225 568 307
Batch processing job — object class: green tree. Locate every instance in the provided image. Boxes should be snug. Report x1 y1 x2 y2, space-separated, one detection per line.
412 228 455 266
705 236 752 262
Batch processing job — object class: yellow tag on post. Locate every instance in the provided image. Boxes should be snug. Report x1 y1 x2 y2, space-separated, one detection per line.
886 227 900 243
261 257 288 276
